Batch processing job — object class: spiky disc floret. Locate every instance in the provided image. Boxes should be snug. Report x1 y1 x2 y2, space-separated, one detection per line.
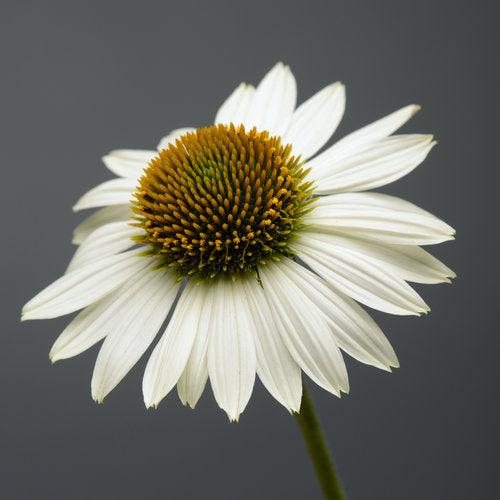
132 124 314 279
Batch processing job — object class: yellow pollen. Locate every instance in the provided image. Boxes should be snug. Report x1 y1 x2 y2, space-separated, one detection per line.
132 123 314 279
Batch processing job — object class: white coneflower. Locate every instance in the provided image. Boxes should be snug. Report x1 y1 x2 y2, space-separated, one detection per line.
22 62 455 424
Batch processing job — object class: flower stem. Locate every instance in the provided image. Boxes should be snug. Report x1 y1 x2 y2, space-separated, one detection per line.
295 384 346 500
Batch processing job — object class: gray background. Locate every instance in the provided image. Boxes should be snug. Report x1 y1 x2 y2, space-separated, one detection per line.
1 1 496 499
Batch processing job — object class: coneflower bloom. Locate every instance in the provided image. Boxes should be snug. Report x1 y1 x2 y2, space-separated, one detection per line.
22 63 455 421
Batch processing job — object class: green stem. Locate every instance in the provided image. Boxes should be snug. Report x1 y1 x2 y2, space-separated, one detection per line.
294 384 346 500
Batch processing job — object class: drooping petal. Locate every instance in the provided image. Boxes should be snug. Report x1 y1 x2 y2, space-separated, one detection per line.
259 262 349 396
246 62 297 137
298 231 455 284
157 128 196 152
278 258 398 370
22 249 150 320
309 104 421 169
176 289 214 408
102 149 156 178
66 220 142 273
207 279 256 421
282 82 345 160
312 134 435 192
243 278 302 412
72 205 132 245
143 281 205 409
215 83 255 128
292 236 429 316
73 178 137 212
91 269 180 403
305 192 455 245
50 268 159 362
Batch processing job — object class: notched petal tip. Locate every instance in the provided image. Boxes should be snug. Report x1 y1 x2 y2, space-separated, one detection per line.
91 383 107 404
391 358 401 370
227 413 240 423
93 395 105 405
417 305 431 316
48 350 57 363
143 394 159 410
48 346 65 364
20 309 38 322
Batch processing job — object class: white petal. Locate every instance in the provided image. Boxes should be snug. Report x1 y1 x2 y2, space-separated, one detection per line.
215 83 255 127
176 289 214 408
109 149 157 162
309 104 421 168
50 267 161 362
259 262 348 396
282 82 345 159
292 236 429 316
102 149 156 178
66 220 142 273
306 192 455 245
22 249 150 320
143 281 205 408
246 62 297 136
73 178 137 212
207 279 256 421
91 270 179 403
242 278 302 412
157 128 196 152
312 134 435 192
279 258 398 370
72 205 132 245
299 231 455 284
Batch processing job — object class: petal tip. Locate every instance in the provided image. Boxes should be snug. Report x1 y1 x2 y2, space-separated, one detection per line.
93 395 105 405
143 394 159 409
48 349 58 363
390 359 400 370
329 81 343 91
20 309 35 321
410 104 422 115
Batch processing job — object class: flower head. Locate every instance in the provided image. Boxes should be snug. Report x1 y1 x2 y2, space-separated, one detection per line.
132 124 313 279
22 63 455 421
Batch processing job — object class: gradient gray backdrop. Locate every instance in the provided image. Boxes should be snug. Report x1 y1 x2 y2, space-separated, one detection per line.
1 1 496 499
